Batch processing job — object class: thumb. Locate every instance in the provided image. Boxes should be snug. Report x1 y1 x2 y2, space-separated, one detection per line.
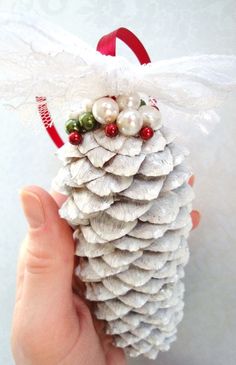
20 186 75 307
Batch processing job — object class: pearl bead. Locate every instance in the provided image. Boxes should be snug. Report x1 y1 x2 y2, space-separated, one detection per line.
68 99 93 120
117 109 143 136
117 93 141 110
68 109 82 121
139 105 162 130
82 98 93 112
92 97 119 124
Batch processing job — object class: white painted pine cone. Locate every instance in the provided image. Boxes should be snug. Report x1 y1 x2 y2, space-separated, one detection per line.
52 125 194 360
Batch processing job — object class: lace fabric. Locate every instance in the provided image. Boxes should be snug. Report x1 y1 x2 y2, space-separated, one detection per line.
0 12 236 140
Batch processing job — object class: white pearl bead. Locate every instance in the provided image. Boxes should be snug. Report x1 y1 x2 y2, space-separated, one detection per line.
139 105 162 130
117 109 143 136
117 93 141 110
92 97 119 124
69 99 93 120
81 98 93 112
68 110 81 120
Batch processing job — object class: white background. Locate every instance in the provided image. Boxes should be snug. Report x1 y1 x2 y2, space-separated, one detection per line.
0 1 236 364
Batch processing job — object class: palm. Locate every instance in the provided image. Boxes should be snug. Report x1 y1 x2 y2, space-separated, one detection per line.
67 260 127 365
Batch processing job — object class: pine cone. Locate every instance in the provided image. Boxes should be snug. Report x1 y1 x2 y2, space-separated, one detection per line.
52 120 194 360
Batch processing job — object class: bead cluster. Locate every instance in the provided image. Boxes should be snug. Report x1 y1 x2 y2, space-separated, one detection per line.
65 93 162 145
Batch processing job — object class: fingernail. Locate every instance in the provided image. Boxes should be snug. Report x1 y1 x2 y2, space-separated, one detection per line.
188 175 195 187
191 210 201 230
20 190 45 228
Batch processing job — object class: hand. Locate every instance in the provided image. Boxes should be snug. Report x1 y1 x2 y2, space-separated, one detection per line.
11 186 127 365
12 178 200 365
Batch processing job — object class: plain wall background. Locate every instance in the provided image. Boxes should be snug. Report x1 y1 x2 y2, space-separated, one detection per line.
0 1 236 364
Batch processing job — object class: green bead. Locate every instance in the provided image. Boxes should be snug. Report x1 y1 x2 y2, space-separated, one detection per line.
76 119 86 133
65 119 80 134
79 112 96 131
140 99 146 107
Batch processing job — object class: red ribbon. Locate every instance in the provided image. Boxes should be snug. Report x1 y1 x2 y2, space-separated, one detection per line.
97 27 151 65
37 28 151 148
36 97 64 148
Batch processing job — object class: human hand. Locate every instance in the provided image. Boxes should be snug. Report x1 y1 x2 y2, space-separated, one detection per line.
11 186 127 365
11 177 200 365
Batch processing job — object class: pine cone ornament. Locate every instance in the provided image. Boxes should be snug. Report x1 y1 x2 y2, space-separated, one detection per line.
52 94 194 360
1 14 235 362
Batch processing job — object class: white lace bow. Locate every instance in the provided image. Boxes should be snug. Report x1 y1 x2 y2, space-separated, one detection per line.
0 12 236 139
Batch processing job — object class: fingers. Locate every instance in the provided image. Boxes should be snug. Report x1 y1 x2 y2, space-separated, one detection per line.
19 186 75 306
188 175 201 230
106 346 127 365
191 210 201 230
50 190 67 207
188 175 195 187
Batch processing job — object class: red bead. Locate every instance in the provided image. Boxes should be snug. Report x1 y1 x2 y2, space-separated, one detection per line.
139 126 154 140
104 123 119 138
69 131 83 145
